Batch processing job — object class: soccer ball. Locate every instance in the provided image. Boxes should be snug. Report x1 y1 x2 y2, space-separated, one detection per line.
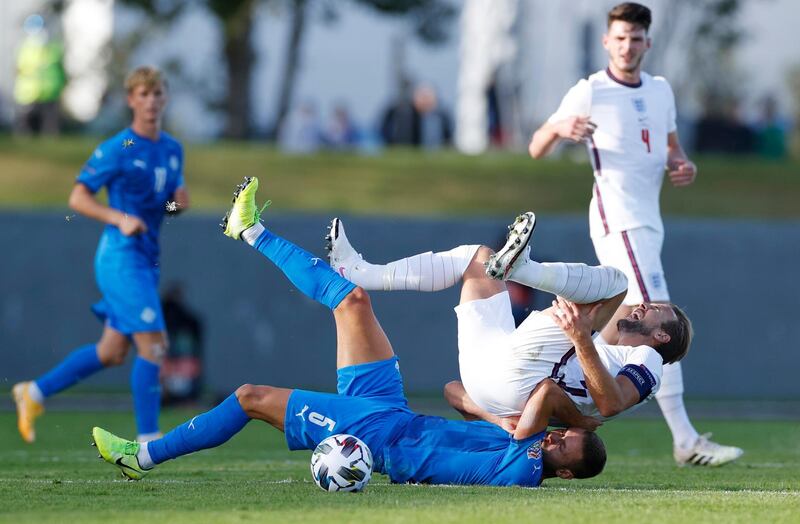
310 434 373 492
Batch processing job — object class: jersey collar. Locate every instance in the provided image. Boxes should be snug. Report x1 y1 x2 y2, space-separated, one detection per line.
605 67 643 88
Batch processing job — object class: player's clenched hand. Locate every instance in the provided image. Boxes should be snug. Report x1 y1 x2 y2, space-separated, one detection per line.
117 213 148 236
555 116 597 143
668 159 697 187
549 296 601 342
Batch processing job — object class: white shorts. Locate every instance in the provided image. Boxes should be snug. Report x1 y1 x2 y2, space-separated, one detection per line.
592 227 670 305
454 291 571 416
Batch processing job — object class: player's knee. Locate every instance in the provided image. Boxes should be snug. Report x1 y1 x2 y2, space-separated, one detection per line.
138 341 168 364
97 340 130 366
338 286 371 313
235 384 273 413
474 245 494 264
463 246 494 279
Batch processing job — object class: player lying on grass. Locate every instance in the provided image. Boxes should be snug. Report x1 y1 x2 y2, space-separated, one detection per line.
326 213 692 426
92 177 606 486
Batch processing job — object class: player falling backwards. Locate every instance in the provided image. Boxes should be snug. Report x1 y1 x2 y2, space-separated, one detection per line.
92 177 607 486
327 214 691 432
527 2 741 466
13 66 188 444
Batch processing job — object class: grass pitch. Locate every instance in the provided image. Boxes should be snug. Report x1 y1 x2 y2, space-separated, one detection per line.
1 410 798 523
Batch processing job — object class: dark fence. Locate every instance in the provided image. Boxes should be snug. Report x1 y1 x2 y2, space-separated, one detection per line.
2 212 798 399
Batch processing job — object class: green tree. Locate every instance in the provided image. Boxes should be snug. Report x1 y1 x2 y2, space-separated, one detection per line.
115 0 455 139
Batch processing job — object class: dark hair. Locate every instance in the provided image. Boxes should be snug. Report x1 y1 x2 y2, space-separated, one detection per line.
655 304 693 364
607 2 652 31
571 431 607 479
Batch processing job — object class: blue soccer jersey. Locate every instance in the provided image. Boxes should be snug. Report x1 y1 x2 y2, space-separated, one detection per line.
76 128 184 334
285 357 544 487
77 128 184 267
384 417 544 487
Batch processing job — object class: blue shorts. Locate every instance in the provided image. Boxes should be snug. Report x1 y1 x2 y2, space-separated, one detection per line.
284 356 415 470
92 262 164 335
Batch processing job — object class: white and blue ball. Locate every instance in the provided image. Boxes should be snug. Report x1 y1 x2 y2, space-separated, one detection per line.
310 434 373 492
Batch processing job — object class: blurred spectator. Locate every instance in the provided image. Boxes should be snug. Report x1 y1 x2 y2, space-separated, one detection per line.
161 283 204 405
323 104 360 150
279 101 322 154
753 95 789 159
13 14 66 136
413 84 452 149
487 80 504 147
380 78 419 146
694 97 754 154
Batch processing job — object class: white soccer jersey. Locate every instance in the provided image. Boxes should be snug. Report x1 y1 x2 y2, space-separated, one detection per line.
549 342 664 420
547 69 677 238
457 297 664 420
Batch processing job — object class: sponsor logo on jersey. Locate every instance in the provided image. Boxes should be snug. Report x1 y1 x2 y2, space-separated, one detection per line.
632 97 647 113
169 155 179 171
527 440 542 460
133 159 147 170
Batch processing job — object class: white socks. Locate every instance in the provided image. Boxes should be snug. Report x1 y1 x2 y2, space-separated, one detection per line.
508 260 628 303
345 245 480 292
656 361 699 448
28 382 45 404
242 223 265 246
137 442 154 469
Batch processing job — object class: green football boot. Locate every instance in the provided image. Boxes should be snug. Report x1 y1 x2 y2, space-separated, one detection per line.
91 427 151 481
221 176 271 240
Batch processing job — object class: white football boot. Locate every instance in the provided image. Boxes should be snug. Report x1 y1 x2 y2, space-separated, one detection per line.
325 218 368 282
485 212 537 280
674 433 744 467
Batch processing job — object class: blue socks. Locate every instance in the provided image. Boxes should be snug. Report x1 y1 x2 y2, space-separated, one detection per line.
147 393 251 464
34 344 103 398
252 227 356 309
131 357 161 436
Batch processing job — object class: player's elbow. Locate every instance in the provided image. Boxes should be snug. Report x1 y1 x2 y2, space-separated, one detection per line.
68 185 87 212
528 137 546 159
597 401 624 418
443 381 462 404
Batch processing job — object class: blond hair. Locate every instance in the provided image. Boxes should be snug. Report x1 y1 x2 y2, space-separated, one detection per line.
124 66 167 93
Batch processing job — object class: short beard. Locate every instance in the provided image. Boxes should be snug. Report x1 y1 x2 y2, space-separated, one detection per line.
615 53 644 73
617 318 653 336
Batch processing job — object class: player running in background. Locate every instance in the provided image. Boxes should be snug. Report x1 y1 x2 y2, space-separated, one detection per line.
326 212 689 427
91 177 606 486
13 66 189 443
526 2 742 466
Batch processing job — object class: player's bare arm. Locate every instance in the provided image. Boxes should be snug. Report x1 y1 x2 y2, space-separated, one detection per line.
68 183 147 236
528 116 597 159
444 380 519 433
549 297 640 418
537 379 603 432
666 131 697 187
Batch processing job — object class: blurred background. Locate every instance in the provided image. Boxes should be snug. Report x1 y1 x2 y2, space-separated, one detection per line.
0 0 798 412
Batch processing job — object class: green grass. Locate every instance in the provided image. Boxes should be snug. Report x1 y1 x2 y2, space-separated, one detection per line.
1 135 799 218
1 411 798 523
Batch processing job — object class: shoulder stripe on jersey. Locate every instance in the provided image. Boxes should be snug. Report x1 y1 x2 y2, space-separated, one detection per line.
589 137 610 235
621 230 650 301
